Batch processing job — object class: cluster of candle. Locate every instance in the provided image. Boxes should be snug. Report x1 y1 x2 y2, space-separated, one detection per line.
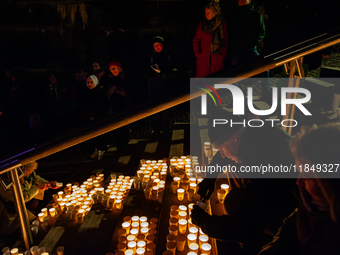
41 174 133 225
135 159 167 202
116 216 158 255
203 142 218 164
168 156 203 202
164 204 212 255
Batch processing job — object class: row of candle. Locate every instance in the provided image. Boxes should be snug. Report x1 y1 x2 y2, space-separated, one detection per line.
135 159 168 202
39 174 133 225
164 204 212 255
116 216 159 255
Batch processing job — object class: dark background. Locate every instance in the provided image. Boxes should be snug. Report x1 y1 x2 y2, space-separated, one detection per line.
0 0 339 72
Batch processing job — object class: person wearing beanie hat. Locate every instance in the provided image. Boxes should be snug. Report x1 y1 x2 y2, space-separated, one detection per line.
86 75 99 89
192 108 297 254
109 59 123 77
144 36 178 134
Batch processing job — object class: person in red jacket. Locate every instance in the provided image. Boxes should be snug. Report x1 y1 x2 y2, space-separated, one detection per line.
193 0 228 78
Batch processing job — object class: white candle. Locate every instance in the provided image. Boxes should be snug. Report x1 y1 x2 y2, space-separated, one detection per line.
177 188 185 201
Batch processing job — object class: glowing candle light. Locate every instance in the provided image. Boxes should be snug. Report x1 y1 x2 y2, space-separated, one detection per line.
126 234 136 242
137 241 146 248
38 213 44 222
199 234 209 246
178 219 187 234
140 222 149 229
189 227 198 236
115 199 122 210
136 248 145 255
140 228 148 235
131 216 139 223
130 228 139 236
189 243 199 253
178 211 187 220
127 241 136 253
139 216 147 223
122 222 131 234
49 208 56 217
187 233 197 245
201 243 212 255
177 188 185 201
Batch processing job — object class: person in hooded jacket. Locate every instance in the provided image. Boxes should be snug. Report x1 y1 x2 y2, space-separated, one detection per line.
81 75 111 121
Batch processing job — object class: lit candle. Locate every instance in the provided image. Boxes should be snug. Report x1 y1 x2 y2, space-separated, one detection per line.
178 219 187 234
140 228 148 235
130 228 139 236
38 213 45 222
217 189 227 204
178 205 187 212
49 208 56 217
189 183 197 193
57 191 63 199
115 199 122 210
199 235 209 246
41 208 48 217
189 242 199 253
178 211 187 220
200 243 212 255
126 234 136 242
131 222 139 231
189 227 198 236
10 248 19 255
187 233 197 245
139 216 147 223
127 241 136 253
137 241 146 248
131 216 139 223
122 222 131 235
140 222 149 229
136 248 145 255
177 188 185 201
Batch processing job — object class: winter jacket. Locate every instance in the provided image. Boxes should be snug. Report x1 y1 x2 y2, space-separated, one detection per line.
193 20 228 78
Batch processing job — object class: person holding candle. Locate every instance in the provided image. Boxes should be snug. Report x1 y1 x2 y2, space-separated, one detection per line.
260 123 340 255
19 162 59 211
192 109 297 254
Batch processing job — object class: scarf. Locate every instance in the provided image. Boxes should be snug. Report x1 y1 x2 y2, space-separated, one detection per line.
201 15 225 55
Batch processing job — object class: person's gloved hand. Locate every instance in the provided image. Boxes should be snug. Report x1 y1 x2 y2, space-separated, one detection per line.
197 178 216 200
191 205 208 228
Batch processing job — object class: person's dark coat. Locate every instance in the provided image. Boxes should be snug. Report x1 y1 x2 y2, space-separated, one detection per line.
192 126 297 253
193 19 228 77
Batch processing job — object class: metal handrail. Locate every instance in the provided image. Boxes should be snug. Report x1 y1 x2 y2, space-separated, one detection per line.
1 30 340 249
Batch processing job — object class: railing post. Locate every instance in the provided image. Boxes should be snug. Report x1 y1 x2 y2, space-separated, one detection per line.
10 167 33 249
